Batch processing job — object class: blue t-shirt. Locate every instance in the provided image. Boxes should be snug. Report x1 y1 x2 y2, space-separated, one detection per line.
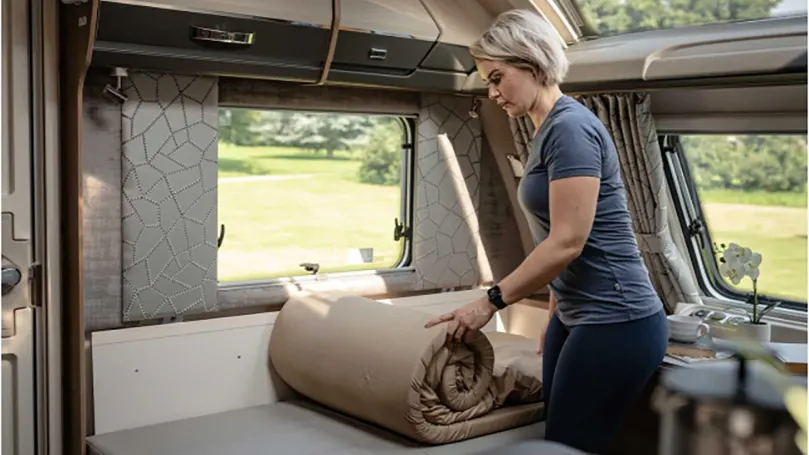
517 96 663 326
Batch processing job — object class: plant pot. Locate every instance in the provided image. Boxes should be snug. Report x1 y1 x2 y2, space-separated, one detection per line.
737 322 771 342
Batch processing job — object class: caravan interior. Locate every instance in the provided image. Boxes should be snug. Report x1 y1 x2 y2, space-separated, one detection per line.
1 0 807 454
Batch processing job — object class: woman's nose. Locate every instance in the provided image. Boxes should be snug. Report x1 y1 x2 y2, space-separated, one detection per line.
487 86 499 100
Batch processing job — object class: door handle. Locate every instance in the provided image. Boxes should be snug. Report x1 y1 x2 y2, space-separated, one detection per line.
2 266 21 296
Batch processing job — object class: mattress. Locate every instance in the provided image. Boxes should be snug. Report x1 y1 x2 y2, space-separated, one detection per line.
269 293 545 445
85 400 547 455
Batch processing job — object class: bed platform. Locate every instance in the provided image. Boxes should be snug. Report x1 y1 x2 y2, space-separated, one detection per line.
86 290 556 455
86 400 546 455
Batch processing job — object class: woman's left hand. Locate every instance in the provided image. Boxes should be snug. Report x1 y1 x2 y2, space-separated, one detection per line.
424 297 497 344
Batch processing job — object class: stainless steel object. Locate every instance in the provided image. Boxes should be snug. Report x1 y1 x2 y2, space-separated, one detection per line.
689 307 752 325
102 67 129 104
368 47 387 60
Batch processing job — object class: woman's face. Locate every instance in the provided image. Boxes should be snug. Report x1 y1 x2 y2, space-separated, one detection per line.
476 59 538 118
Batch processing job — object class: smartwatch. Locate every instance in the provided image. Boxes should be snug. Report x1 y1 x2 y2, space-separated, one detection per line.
486 284 507 310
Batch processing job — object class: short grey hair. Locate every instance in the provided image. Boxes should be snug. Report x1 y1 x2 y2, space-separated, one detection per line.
469 9 569 86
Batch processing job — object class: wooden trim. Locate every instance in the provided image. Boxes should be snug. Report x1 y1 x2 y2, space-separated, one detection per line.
59 1 98 454
218 77 420 115
315 0 341 85
785 362 807 376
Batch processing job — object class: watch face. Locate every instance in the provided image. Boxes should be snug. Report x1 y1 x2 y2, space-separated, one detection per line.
488 286 501 299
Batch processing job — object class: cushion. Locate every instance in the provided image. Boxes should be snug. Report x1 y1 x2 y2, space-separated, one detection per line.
86 400 545 455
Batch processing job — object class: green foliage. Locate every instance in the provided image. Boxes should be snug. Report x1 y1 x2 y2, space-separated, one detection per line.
281 112 374 158
577 0 781 35
357 118 403 186
683 135 808 193
218 108 374 158
218 109 265 146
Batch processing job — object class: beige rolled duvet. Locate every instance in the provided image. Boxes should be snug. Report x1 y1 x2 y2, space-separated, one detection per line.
269 293 544 445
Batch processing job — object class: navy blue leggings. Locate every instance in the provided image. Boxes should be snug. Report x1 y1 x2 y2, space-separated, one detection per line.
542 309 668 454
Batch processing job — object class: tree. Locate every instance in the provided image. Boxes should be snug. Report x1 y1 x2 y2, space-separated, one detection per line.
682 135 807 193
282 112 373 158
249 110 300 146
358 118 404 186
218 108 264 146
578 0 781 35
218 109 377 158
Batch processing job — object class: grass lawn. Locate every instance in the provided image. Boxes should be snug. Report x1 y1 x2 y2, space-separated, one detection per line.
217 144 403 282
218 144 359 180
217 144 807 303
699 188 807 208
699 199 807 302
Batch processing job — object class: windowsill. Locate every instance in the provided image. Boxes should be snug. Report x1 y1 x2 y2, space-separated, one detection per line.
216 268 421 309
700 296 808 328
218 267 416 291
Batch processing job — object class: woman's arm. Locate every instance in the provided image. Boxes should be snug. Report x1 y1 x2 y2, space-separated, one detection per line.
497 175 600 305
424 120 603 342
423 175 599 343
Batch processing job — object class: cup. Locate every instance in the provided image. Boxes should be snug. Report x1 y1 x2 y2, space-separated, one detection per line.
667 314 710 343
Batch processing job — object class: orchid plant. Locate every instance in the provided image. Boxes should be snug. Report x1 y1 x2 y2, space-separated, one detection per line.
713 242 780 324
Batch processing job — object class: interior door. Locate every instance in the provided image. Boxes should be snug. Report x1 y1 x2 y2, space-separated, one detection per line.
2 0 45 453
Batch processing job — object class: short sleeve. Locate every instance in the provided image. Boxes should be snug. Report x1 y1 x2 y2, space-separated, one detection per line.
543 117 603 182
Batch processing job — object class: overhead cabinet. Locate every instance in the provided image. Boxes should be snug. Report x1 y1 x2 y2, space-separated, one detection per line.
328 0 438 74
93 1 333 83
91 0 476 92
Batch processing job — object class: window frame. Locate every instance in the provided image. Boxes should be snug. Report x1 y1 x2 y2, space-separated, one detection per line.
659 133 807 312
216 108 417 288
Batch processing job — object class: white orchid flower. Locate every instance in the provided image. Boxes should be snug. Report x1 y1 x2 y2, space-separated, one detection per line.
715 242 770 323
739 247 753 262
717 242 763 285
718 262 729 278
745 265 760 281
719 261 744 285
742 251 762 280
722 243 743 268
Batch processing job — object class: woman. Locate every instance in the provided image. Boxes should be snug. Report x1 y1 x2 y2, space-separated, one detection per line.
424 9 669 455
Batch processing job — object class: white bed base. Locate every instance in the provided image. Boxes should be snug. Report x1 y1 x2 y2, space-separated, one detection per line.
90 290 546 435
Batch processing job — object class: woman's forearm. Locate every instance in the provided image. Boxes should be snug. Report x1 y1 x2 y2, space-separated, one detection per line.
496 234 581 306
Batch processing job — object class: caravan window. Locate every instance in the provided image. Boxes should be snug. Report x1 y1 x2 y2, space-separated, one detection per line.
217 108 413 283
664 134 807 307
575 0 806 37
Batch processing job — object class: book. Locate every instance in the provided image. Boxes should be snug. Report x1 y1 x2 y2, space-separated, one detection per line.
667 334 718 358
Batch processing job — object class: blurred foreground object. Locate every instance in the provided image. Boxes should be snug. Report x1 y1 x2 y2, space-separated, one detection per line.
655 339 807 455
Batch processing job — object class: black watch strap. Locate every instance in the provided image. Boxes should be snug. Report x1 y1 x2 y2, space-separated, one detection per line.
487 285 507 310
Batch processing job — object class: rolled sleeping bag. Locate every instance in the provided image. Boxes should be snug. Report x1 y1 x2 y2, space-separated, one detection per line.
269 292 544 445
